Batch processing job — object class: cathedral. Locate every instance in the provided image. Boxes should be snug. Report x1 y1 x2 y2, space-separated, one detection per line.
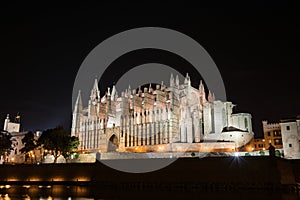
71 73 254 153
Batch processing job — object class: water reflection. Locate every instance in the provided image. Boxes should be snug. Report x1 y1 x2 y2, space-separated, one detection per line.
0 185 299 200
0 193 94 200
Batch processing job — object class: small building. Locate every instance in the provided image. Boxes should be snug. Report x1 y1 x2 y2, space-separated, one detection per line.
253 138 266 151
262 120 283 149
280 117 300 159
1 114 42 164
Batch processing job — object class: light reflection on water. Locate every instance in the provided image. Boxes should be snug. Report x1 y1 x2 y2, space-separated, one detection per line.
0 194 94 200
0 185 299 200
0 185 94 200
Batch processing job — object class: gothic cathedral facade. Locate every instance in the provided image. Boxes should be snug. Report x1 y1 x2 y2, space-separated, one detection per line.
71 74 254 153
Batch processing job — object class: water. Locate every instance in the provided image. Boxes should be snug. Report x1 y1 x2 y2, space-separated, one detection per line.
0 185 299 200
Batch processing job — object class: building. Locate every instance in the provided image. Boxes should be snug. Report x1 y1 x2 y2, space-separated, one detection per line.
252 138 266 151
0 114 42 164
71 73 254 153
1 114 25 163
245 120 283 155
262 120 283 149
4 114 20 133
280 117 300 159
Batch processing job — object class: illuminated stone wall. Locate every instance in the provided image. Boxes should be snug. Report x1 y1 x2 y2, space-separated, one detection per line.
262 120 283 149
72 73 254 153
280 119 300 159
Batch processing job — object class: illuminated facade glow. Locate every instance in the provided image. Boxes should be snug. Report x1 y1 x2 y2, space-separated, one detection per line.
71 73 254 153
280 118 300 159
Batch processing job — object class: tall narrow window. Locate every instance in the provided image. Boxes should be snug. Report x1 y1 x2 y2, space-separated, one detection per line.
222 108 226 127
244 118 248 131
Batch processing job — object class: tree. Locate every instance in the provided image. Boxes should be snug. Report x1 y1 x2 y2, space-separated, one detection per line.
0 130 12 162
275 150 281 157
62 136 80 159
20 132 38 163
38 126 79 163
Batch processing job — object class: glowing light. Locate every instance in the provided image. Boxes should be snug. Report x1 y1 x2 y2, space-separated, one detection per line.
22 185 31 189
3 194 11 200
11 157 14 161
7 178 18 181
5 185 11 189
234 152 239 157
29 177 40 181
157 145 165 152
76 177 90 181
46 185 52 188
52 177 64 181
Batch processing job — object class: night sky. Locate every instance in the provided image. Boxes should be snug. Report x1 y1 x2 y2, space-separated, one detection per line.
0 2 298 137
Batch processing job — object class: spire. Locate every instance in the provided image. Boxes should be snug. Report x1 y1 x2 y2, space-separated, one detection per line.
184 73 191 85
90 78 100 103
74 90 83 113
175 75 179 86
93 78 98 90
111 85 116 101
149 83 153 93
199 80 207 104
92 78 100 95
128 85 131 97
170 73 174 87
161 81 165 90
199 80 203 92
107 87 111 96
208 90 214 103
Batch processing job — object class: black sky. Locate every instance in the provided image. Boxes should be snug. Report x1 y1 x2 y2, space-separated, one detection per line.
0 2 298 137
